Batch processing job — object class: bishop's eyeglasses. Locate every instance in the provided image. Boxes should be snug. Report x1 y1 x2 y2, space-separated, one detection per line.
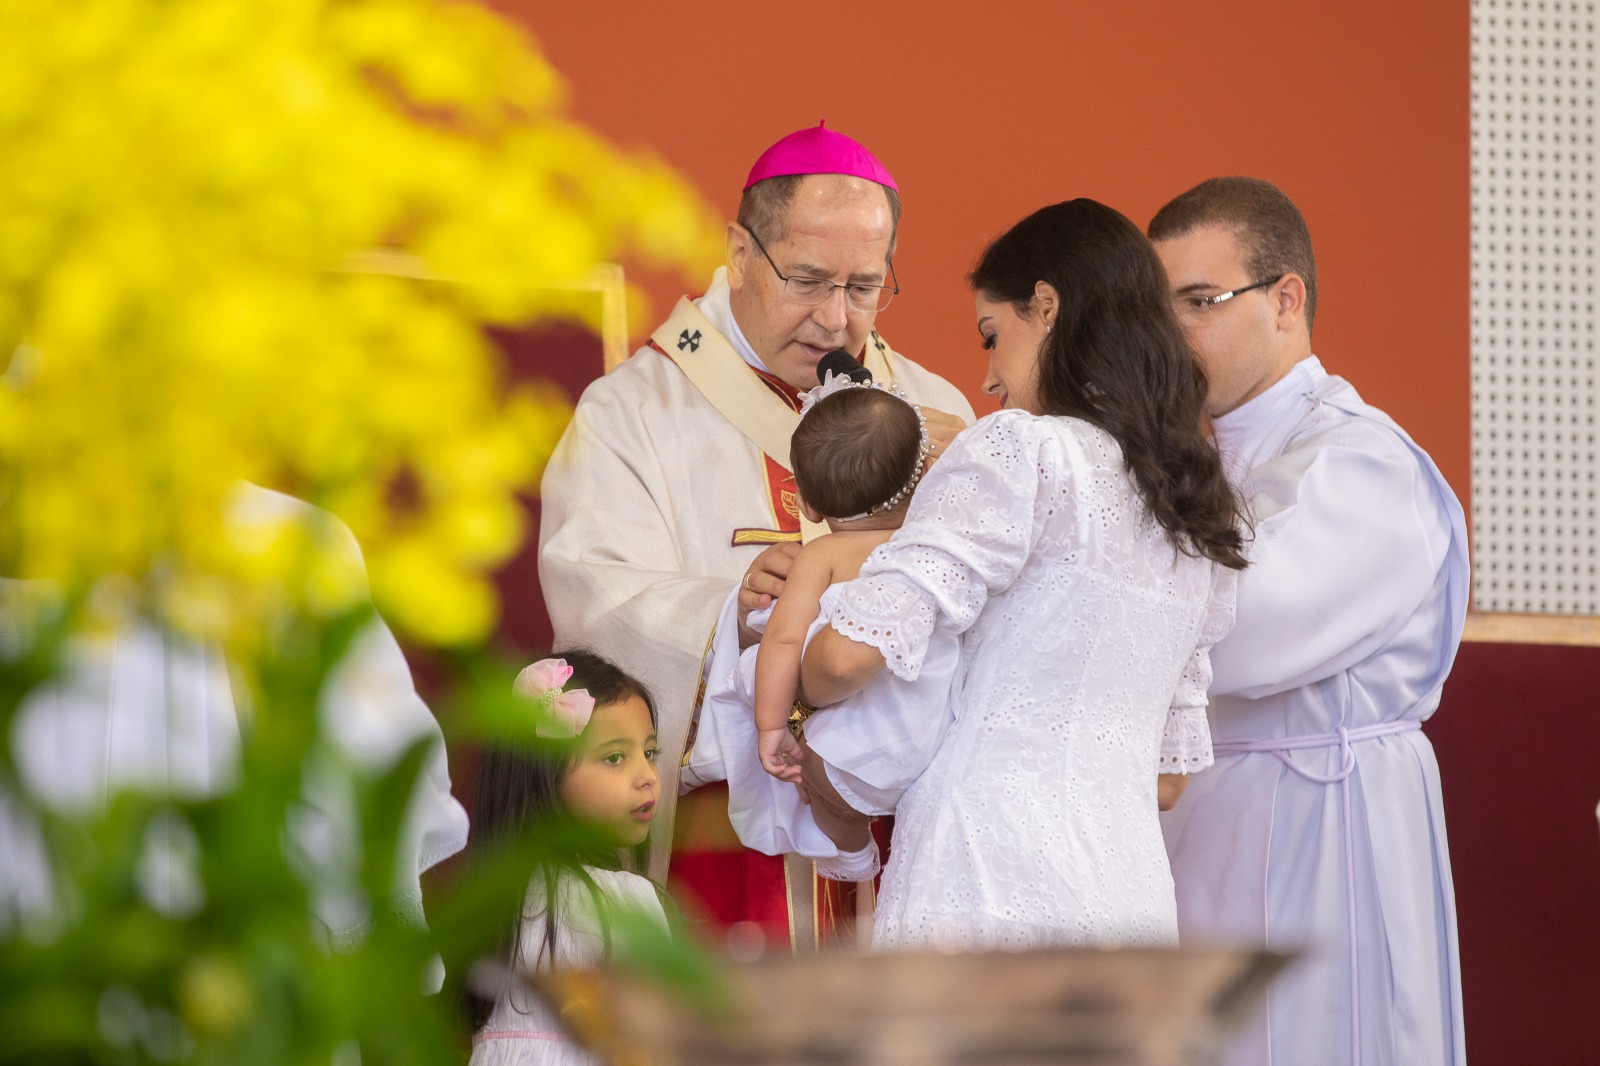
746 227 899 313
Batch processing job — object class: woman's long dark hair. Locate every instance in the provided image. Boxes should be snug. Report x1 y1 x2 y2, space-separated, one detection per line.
970 199 1248 570
462 648 658 1031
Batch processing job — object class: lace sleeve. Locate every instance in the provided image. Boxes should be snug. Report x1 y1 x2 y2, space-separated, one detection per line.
1159 703 1213 774
829 570 938 682
830 411 1049 682
1159 568 1237 774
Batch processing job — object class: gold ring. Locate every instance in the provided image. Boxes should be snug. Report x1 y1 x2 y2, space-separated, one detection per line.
742 572 752 592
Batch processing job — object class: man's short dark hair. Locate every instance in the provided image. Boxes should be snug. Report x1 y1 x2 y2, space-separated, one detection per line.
1148 177 1318 332
737 174 901 255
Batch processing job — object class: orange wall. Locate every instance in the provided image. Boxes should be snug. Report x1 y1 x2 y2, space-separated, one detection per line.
496 1 1470 500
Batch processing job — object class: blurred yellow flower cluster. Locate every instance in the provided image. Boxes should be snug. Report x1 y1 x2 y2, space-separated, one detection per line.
0 0 720 650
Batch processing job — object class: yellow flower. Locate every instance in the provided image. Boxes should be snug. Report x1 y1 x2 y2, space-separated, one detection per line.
178 954 255 1037
0 0 720 655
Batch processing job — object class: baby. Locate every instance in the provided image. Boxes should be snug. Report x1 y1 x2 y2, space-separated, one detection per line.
682 372 960 876
754 378 929 782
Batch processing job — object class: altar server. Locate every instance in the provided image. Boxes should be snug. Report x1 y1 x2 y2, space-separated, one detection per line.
1151 177 1468 1066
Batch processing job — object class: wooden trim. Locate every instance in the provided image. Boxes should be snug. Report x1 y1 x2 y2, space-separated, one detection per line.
1462 612 1600 647
337 252 630 373
586 262 630 374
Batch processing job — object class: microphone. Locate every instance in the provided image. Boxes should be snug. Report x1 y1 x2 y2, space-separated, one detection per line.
818 348 872 385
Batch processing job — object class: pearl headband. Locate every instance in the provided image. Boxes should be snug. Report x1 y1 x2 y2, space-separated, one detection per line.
797 370 931 520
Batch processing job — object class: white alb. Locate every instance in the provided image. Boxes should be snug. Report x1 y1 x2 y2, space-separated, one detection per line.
1159 356 1468 1066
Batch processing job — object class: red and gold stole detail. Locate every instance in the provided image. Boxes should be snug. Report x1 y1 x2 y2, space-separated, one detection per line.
732 456 801 546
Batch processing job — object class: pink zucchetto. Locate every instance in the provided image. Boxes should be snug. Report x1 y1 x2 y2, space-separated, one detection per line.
743 121 897 191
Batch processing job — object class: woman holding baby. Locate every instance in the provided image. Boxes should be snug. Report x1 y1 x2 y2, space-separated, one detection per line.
795 198 1248 952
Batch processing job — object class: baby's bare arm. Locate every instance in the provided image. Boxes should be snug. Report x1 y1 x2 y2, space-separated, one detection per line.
753 542 843 781
753 542 839 734
755 530 897 730
786 531 894 709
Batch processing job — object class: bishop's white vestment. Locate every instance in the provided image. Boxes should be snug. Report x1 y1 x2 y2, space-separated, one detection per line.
538 269 972 886
1159 357 1469 1066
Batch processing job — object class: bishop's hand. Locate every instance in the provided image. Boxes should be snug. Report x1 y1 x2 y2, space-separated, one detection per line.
920 407 966 468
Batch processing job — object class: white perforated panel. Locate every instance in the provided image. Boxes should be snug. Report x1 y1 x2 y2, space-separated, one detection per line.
1470 0 1599 614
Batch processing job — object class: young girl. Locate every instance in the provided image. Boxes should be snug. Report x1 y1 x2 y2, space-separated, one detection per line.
466 650 664 1066
684 375 962 877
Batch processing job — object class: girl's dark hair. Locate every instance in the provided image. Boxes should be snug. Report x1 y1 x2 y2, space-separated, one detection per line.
791 387 922 518
463 648 657 1031
970 198 1248 570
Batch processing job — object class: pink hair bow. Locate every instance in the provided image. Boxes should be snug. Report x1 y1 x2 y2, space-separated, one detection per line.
513 658 596 739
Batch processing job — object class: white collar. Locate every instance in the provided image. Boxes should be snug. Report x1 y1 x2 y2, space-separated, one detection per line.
1212 355 1326 468
694 267 772 375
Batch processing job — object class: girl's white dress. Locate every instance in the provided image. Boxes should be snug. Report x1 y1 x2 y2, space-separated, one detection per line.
827 410 1236 952
470 867 667 1066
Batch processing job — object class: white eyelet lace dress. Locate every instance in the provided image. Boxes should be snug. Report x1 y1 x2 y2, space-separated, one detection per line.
826 410 1236 952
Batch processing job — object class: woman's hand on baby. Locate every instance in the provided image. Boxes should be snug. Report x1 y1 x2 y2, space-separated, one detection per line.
920 407 966 469
757 727 804 783
737 542 799 648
